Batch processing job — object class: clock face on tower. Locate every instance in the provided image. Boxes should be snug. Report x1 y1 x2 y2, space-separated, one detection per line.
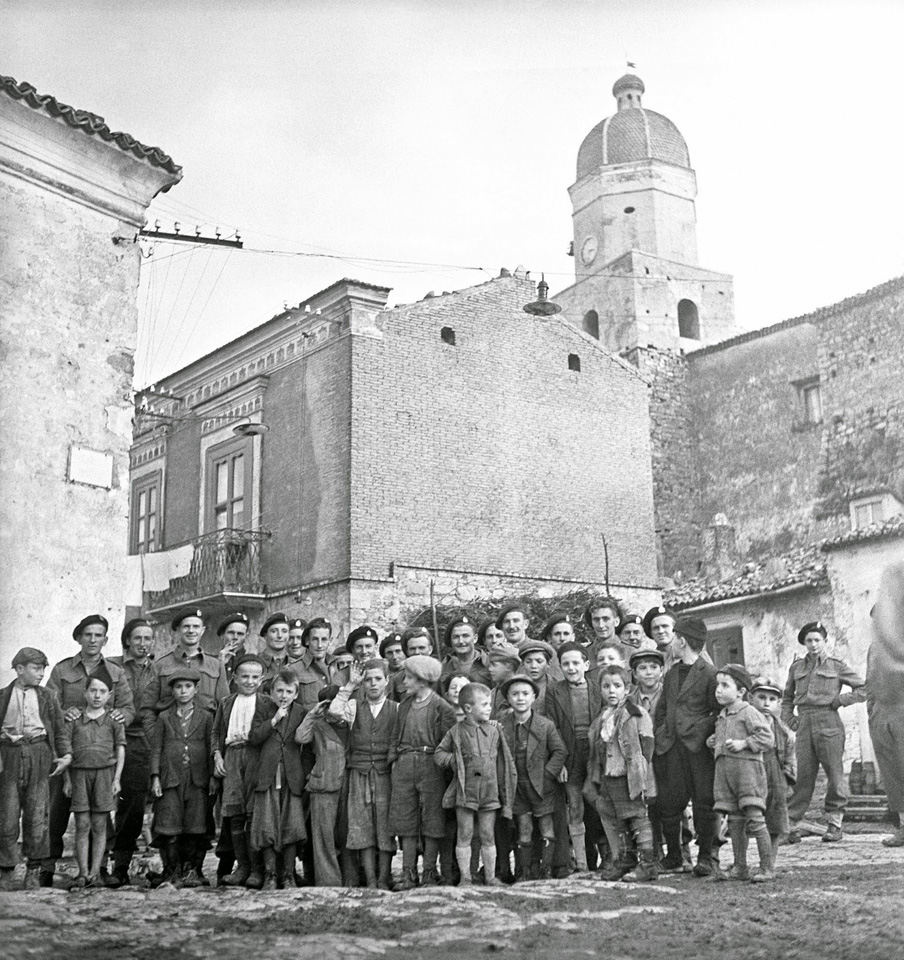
581 236 599 265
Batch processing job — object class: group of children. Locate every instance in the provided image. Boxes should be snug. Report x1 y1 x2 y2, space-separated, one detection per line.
0 600 866 892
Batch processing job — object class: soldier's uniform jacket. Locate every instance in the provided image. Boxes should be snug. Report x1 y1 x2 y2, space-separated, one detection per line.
142 647 229 737
47 655 135 726
781 654 866 725
108 653 155 742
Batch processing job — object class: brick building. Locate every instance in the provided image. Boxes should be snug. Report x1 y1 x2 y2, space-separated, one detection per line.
129 272 661 648
0 76 181 672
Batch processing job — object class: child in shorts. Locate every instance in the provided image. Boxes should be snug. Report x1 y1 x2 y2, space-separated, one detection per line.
709 664 775 882
64 668 126 888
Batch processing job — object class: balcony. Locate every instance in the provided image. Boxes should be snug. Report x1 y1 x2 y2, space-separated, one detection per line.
144 528 271 617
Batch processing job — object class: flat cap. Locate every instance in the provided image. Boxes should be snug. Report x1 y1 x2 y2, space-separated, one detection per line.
557 641 589 663
404 654 442 684
12 646 48 668
487 643 522 669
167 666 201 686
797 621 827 645
718 662 753 692
72 614 109 640
500 675 541 700
751 675 782 697
233 653 266 672
171 609 205 630
518 639 556 662
88 664 114 690
346 625 379 654
216 612 249 637
674 616 707 644
628 648 665 669
642 605 675 639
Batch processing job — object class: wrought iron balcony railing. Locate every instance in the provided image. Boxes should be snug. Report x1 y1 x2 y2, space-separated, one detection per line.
145 528 270 610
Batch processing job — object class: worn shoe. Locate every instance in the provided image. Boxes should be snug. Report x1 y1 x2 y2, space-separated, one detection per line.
750 868 775 883
785 829 802 845
112 866 131 887
181 868 202 889
822 826 843 843
716 864 750 881
882 827 904 848
0 869 16 892
692 858 716 878
38 870 55 888
658 854 690 874
392 868 419 892
420 866 439 887
23 868 42 891
260 874 277 891
67 875 88 891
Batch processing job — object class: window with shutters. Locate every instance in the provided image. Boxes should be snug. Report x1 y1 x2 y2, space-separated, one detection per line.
206 437 252 532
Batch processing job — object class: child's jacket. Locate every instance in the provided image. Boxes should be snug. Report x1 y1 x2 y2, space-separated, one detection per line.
713 700 774 761
435 719 517 817
248 700 307 794
150 704 213 789
498 711 567 797
298 717 347 793
585 699 656 801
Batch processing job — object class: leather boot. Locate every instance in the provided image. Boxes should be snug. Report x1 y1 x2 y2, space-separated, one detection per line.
622 849 659 883
261 848 278 891
378 851 393 890
568 824 588 871
245 847 264 890
720 817 749 881
222 829 251 887
158 840 182 888
281 845 298 888
392 866 418 891
538 839 554 880
111 850 132 887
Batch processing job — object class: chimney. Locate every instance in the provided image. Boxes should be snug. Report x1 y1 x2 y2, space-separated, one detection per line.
702 513 738 581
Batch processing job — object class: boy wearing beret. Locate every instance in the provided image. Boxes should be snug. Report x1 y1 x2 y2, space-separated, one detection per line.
782 621 865 843
0 648 71 891
149 667 214 887
707 664 774 881
653 617 720 877
43 615 134 887
388 654 457 889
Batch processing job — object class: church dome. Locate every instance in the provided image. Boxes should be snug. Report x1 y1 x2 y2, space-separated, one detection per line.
576 74 690 179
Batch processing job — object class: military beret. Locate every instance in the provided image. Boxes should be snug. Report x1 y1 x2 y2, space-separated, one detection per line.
518 639 556 662
401 626 433 649
557 641 590 663
541 611 574 641
477 618 500 646
12 646 48 668
583 597 623 628
642 605 675 638
233 654 266 672
260 612 289 637
379 632 405 657
404 654 442 684
797 621 827 645
674 616 707 644
216 612 249 637
487 643 522 669
72 614 109 640
87 665 114 691
318 684 341 703
443 615 475 648
495 602 530 630
616 614 643 636
628 648 665 670
719 662 753 692
326 650 353 666
500 675 541 700
751 675 782 697
301 618 333 644
171 609 205 630
346 625 379 654
288 618 307 631
121 618 153 644
167 666 201 686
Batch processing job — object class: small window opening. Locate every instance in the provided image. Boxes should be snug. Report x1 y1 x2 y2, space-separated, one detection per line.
678 299 700 339
582 310 600 339
644 267 650 275
440 326 456 345
568 354 581 372
624 206 635 214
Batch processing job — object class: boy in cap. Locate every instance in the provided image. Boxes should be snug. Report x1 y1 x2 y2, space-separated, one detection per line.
782 621 865 843
213 654 270 888
107 618 156 886
435 682 516 886
388 654 457 889
43 614 134 887
149 666 214 887
248 669 307 889
653 616 720 876
329 658 399 889
545 641 603 872
518 640 557 715
294 617 333 710
584 665 659 882
487 644 522 717
0 648 71 891
442 616 492 687
750 675 796 870
707 664 774 881
296 684 348 886
64 667 127 888
499 676 566 880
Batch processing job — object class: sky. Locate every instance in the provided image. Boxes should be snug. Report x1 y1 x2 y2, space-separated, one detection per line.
4 0 904 386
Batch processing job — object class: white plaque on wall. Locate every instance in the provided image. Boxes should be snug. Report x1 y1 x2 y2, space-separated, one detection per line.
68 446 114 489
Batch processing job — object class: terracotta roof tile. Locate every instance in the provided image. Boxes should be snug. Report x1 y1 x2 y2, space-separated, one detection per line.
821 514 904 551
0 74 181 182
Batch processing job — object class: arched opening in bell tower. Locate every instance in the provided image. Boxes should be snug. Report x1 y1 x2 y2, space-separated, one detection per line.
582 310 600 339
678 299 700 339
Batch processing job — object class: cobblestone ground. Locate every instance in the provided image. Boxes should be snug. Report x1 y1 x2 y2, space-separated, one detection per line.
2 834 903 960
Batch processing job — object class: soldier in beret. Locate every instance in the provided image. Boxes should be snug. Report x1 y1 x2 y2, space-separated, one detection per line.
782 621 865 843
216 612 251 679
441 616 492 687
286 618 309 668
256 613 292 692
496 603 531 647
643 606 677 667
379 631 407 677
477 618 506 651
0 648 71 891
42 615 134 887
107 618 157 886
653 616 720 877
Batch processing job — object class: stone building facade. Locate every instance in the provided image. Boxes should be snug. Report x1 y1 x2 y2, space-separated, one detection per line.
131 273 660 649
0 76 181 671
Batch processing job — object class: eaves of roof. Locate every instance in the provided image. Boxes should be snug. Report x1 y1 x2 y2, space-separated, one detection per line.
821 515 904 552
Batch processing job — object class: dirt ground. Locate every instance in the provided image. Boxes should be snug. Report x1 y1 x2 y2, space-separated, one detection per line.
2 833 903 960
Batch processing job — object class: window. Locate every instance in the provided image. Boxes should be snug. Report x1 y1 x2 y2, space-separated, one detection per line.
440 326 456 345
130 473 161 554
852 499 883 529
207 437 252 532
706 626 744 669
677 299 700 339
568 354 581 372
801 382 823 424
582 310 599 339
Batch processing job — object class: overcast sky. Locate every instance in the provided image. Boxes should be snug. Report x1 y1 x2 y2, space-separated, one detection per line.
4 0 904 385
